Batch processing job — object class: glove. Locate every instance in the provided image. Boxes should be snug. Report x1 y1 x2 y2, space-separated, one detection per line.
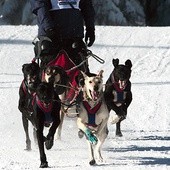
85 27 95 47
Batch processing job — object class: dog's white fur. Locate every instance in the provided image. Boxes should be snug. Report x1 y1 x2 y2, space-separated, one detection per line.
77 70 109 164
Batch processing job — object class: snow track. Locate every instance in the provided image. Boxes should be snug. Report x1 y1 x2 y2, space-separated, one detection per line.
0 26 170 169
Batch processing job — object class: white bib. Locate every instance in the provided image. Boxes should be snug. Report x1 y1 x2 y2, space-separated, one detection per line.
50 0 80 10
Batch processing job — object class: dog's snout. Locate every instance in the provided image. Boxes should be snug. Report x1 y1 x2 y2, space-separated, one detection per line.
94 85 99 91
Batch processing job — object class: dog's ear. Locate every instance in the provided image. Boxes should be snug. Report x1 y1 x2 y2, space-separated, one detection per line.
98 70 104 78
112 58 119 67
125 59 132 69
75 73 85 87
32 61 40 69
45 66 51 75
22 64 27 73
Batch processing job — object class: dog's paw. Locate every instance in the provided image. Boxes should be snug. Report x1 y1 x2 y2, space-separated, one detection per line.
110 114 121 124
40 161 48 168
45 137 53 150
116 130 123 137
89 159 96 165
78 130 84 138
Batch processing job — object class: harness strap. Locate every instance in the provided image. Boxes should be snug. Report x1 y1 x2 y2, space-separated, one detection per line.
32 95 53 123
83 101 102 127
35 96 53 113
22 80 27 95
110 73 128 103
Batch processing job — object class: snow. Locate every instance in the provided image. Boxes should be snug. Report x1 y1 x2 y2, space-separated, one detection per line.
0 25 170 170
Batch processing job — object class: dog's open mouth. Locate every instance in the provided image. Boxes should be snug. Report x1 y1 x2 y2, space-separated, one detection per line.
89 90 100 101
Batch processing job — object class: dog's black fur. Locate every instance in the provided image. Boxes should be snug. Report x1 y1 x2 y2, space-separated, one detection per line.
18 62 40 150
32 82 61 168
104 58 132 137
18 62 61 168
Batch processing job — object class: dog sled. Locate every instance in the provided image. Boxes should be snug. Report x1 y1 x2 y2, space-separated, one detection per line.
32 38 105 140
32 37 105 114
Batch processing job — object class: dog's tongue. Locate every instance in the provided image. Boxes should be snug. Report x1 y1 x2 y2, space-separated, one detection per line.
92 91 98 101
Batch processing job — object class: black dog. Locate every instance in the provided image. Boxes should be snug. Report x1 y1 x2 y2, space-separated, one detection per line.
32 82 61 168
18 61 40 150
104 58 132 137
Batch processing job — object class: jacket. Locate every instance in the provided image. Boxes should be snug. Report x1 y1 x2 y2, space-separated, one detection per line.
30 0 95 39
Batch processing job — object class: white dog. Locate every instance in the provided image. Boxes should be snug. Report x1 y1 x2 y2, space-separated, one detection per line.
77 70 109 165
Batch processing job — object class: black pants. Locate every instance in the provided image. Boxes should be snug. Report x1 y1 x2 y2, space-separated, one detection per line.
54 38 89 73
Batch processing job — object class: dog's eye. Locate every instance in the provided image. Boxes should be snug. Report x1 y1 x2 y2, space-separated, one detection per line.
45 68 51 75
46 71 51 75
89 81 92 83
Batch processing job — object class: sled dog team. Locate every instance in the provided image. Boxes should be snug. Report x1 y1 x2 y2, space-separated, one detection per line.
18 50 132 168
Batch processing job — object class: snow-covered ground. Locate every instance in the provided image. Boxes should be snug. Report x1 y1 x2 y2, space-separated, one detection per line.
0 25 170 170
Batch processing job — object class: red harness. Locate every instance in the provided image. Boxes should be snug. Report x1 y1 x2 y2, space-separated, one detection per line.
35 96 53 113
32 94 53 124
22 80 29 95
83 100 102 127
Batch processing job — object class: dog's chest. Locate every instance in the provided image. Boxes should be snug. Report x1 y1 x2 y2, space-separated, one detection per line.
81 100 107 129
112 90 127 104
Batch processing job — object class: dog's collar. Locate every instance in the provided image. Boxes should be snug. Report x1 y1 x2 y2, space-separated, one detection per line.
83 100 102 114
35 95 53 113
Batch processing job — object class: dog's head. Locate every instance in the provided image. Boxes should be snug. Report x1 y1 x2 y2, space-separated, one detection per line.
43 65 69 94
44 66 61 84
36 82 54 107
82 70 104 101
112 58 132 89
22 62 40 89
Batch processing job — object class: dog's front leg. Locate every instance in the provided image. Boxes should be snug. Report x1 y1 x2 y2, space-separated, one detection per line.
34 108 48 168
87 142 96 165
96 118 108 136
45 107 61 150
45 120 60 150
95 140 103 163
95 119 108 163
21 114 31 150
77 117 98 145
77 117 88 131
36 129 48 168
